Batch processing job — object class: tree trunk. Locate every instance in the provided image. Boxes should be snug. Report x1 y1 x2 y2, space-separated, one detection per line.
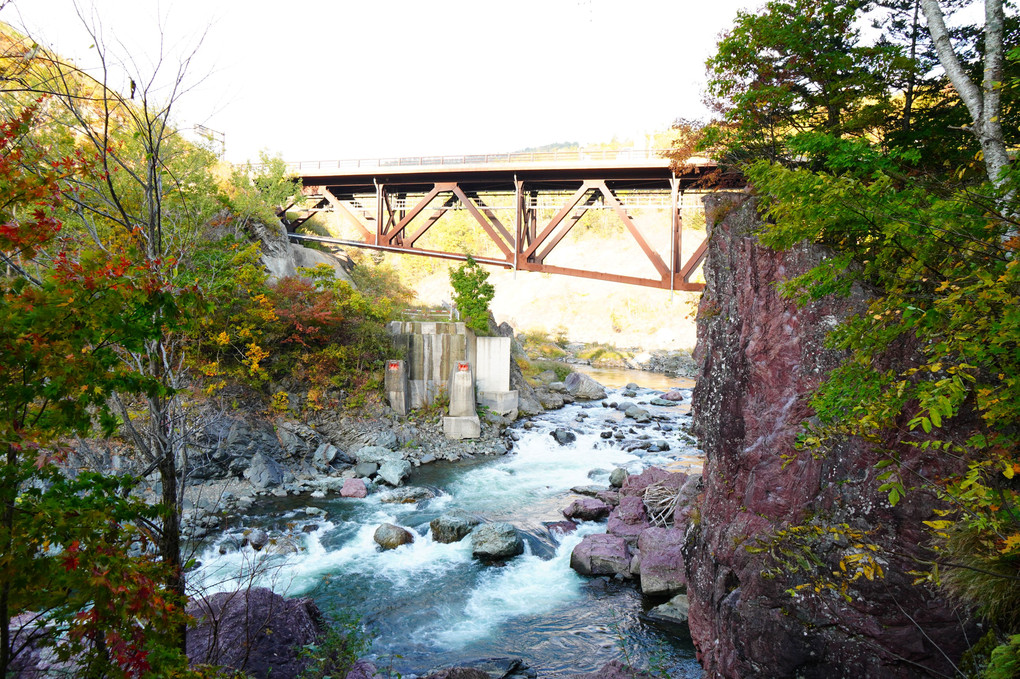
152 389 187 654
901 0 921 135
920 0 1013 201
0 446 14 676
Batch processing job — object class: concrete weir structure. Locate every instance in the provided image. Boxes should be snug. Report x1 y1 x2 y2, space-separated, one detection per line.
387 321 519 437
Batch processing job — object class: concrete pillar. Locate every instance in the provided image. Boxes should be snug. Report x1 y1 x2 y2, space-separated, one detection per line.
387 321 477 410
384 360 409 416
447 361 476 417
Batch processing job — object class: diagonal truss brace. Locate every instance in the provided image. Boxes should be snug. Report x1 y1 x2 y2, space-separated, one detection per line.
520 180 670 279
380 182 513 257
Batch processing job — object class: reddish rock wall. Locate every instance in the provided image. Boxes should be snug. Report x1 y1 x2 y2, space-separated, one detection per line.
685 193 975 678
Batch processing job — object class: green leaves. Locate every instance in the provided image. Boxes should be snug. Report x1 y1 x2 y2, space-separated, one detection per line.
706 0 898 161
449 256 495 336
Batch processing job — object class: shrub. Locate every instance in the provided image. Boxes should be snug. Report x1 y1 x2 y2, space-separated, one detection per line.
449 256 495 335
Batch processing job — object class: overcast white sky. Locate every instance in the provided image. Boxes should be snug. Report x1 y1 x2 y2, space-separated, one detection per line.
6 0 761 162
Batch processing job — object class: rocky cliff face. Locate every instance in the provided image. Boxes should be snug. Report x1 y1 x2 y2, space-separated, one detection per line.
686 193 975 678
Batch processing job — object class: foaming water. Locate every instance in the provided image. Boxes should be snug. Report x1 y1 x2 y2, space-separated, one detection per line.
423 522 603 648
191 385 704 677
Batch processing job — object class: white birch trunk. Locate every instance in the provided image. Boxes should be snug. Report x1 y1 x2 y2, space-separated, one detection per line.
920 0 1015 234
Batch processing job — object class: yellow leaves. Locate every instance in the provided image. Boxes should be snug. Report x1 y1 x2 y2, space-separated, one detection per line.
269 391 289 414
923 520 953 539
200 361 222 377
924 521 953 531
838 548 884 583
203 380 226 396
1000 533 1020 555
214 331 230 347
242 342 269 377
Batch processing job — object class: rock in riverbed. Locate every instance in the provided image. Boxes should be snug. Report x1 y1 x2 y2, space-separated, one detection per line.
430 511 481 544
470 522 523 560
562 497 611 521
569 533 631 577
340 477 367 498
374 523 414 550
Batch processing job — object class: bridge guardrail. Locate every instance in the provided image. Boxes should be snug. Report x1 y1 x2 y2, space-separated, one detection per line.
251 148 683 173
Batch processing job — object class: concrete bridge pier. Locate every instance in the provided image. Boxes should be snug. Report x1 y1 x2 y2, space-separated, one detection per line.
444 361 481 439
384 360 410 416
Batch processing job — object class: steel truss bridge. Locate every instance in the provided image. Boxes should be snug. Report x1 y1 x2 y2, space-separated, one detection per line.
281 149 718 291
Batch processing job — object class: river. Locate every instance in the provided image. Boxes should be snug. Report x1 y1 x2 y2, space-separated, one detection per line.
191 373 703 677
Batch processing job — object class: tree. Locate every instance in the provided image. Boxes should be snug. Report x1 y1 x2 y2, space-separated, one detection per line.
4 9 217 653
449 256 495 335
704 0 895 161
0 103 193 677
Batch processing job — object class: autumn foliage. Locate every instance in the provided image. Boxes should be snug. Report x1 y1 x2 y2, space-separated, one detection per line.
0 104 196 676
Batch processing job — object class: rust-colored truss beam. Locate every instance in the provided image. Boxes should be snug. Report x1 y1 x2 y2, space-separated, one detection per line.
290 171 714 291
521 180 670 280
320 188 374 241
285 197 326 232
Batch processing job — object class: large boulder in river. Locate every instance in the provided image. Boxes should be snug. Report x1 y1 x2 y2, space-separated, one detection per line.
563 372 608 400
607 496 649 542
609 467 629 488
355 461 379 478
186 587 324 678
569 534 631 577
246 528 270 551
562 497 611 522
425 658 535 679
340 477 368 498
637 527 687 595
660 389 685 402
550 428 576 445
379 486 435 504
353 445 400 465
374 523 415 550
470 522 523 560
619 467 674 497
377 459 412 486
430 511 481 543
569 660 657 679
623 406 650 423
644 593 690 626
